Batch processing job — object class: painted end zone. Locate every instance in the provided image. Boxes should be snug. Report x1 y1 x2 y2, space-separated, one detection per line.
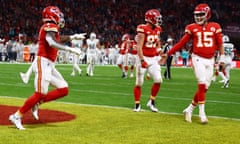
0 105 76 125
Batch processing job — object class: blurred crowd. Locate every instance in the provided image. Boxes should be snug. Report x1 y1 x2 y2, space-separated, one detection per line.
0 0 239 62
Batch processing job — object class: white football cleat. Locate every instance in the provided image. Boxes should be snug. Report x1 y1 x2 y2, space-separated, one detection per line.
20 72 29 84
70 72 75 76
222 80 229 88
147 100 158 112
218 80 225 83
9 114 25 130
199 114 208 124
78 70 82 76
133 104 141 112
32 103 39 120
130 73 134 78
183 109 192 123
211 76 216 82
90 72 94 77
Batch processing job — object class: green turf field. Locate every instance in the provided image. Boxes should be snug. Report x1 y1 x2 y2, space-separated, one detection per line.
0 63 239 144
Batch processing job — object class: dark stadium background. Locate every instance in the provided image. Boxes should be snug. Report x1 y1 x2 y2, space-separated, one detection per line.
0 0 239 59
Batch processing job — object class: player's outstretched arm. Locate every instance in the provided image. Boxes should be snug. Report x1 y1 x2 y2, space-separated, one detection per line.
46 32 80 55
167 34 190 56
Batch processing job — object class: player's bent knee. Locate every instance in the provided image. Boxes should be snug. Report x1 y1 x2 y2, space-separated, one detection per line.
58 81 68 88
59 87 69 96
154 77 163 83
135 80 143 86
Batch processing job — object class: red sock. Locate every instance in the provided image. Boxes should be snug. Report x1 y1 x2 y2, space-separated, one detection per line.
124 66 128 72
205 88 208 93
130 65 134 71
197 84 206 104
42 87 69 103
134 86 141 103
118 64 122 69
192 92 198 105
151 83 160 98
223 70 226 76
19 92 43 114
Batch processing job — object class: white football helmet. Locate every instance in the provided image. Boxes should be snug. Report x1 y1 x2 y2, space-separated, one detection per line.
90 32 96 40
222 35 230 43
167 37 173 43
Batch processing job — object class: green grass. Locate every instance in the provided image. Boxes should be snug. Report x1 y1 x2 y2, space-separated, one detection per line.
0 63 239 144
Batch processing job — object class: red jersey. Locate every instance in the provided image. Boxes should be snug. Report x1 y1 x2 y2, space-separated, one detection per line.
168 22 222 58
119 40 129 55
186 22 222 58
130 40 137 55
37 23 60 62
136 24 162 57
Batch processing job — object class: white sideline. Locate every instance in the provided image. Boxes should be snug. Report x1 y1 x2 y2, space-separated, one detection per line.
1 95 239 122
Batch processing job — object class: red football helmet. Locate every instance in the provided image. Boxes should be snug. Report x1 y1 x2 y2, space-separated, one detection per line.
194 3 211 25
145 9 162 26
122 34 130 41
42 6 64 27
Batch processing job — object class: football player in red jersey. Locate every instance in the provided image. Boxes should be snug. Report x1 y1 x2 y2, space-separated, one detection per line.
9 6 83 130
116 33 131 78
163 3 225 124
128 35 138 78
133 9 163 112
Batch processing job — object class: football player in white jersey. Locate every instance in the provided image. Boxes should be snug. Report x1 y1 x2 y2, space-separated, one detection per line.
70 35 86 76
86 32 100 76
29 39 38 62
218 35 234 88
108 45 118 65
0 38 5 62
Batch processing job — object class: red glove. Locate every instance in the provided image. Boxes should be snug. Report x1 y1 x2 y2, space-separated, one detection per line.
141 60 148 68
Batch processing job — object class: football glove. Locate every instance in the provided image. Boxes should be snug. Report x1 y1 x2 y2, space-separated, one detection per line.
141 60 148 68
66 46 81 55
70 33 87 40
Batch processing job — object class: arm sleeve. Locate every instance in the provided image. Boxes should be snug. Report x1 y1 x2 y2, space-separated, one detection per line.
167 34 190 56
46 33 71 51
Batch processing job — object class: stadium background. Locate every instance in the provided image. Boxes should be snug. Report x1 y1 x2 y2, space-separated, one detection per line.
0 0 239 51
0 1 239 142
0 0 240 69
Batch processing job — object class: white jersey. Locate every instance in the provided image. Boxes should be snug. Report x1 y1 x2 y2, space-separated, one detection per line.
223 42 234 58
15 41 25 61
0 42 5 53
86 38 99 55
71 39 83 55
70 39 83 64
29 43 38 54
223 42 234 66
72 39 83 49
